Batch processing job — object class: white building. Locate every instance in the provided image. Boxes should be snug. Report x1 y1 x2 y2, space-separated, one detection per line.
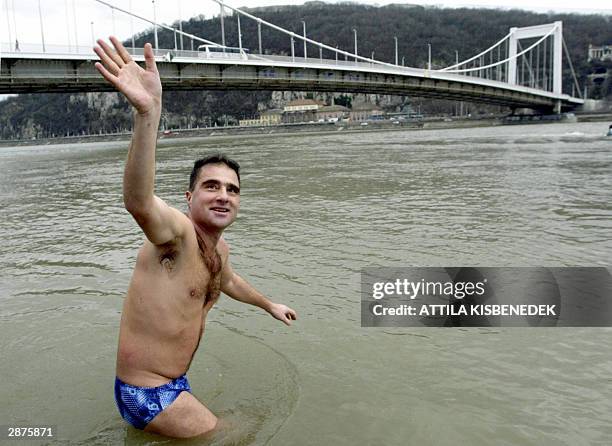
588 44 612 62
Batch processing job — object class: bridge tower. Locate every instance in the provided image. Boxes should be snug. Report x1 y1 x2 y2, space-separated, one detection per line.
507 22 563 96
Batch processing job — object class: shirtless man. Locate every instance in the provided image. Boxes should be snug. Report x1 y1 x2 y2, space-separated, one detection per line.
93 37 297 438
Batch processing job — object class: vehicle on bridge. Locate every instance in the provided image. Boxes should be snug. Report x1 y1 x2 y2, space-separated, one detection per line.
607 124 612 137
198 45 249 60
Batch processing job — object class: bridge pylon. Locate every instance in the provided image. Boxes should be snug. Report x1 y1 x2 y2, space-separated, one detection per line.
507 22 563 95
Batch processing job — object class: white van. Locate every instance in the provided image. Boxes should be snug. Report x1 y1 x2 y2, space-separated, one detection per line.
198 45 249 60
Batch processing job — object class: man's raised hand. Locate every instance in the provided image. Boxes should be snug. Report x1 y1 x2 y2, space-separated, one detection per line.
93 37 162 116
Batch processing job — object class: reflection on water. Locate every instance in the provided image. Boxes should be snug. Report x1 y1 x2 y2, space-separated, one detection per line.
1 122 611 445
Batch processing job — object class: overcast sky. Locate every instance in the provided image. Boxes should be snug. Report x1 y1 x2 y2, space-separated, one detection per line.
1 0 611 49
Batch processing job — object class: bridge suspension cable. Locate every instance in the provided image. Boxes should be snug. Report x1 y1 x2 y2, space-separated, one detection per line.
90 0 576 98
438 21 584 98
563 35 583 99
441 33 511 72
440 24 557 75
3 0 13 47
210 0 407 71
92 0 220 49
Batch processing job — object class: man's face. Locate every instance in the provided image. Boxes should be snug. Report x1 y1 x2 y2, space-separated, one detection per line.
186 163 240 231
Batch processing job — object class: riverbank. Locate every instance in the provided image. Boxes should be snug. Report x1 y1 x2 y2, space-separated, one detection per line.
1 112 610 148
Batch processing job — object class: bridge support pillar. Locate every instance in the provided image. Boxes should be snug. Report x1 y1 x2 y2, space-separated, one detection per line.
508 28 518 86
507 21 563 95
552 22 563 95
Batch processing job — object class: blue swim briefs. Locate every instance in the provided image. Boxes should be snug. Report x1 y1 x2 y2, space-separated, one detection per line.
114 374 191 430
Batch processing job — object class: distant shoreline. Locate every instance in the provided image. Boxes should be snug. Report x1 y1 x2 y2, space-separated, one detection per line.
1 113 611 148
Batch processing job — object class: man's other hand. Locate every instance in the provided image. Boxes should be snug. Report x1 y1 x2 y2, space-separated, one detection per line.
269 303 297 326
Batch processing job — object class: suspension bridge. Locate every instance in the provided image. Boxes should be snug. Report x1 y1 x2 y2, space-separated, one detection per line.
0 0 584 113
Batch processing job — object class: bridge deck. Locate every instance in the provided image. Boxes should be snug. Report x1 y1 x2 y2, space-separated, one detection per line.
0 46 583 111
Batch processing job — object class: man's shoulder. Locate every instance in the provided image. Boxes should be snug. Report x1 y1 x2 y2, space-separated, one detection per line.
163 208 198 241
173 208 193 227
138 210 196 252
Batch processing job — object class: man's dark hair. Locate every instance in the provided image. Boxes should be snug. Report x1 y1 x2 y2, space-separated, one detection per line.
189 154 241 191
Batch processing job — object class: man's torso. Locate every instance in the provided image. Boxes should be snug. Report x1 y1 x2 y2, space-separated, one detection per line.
116 214 227 386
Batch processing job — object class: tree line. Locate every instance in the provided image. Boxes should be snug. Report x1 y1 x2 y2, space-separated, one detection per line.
1 2 610 140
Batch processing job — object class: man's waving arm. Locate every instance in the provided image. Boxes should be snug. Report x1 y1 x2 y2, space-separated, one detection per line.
94 37 186 245
220 243 297 326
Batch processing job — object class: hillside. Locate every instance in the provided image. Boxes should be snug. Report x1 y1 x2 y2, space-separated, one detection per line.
1 2 610 139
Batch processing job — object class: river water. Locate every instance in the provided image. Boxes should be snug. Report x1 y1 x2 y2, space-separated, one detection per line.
1 122 611 445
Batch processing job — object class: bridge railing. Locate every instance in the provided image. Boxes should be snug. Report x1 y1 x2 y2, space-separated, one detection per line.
1 43 98 55
0 43 521 88
1 41 419 74
0 42 185 58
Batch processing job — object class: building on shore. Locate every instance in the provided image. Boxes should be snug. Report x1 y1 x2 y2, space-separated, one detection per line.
239 109 283 127
239 118 261 127
241 100 385 127
588 44 612 62
282 99 324 123
261 109 283 125
349 103 385 122
316 105 350 122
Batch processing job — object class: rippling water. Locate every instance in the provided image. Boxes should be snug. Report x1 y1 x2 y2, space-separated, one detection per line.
1 122 611 445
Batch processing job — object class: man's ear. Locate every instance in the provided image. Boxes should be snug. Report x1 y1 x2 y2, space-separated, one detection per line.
185 190 192 209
